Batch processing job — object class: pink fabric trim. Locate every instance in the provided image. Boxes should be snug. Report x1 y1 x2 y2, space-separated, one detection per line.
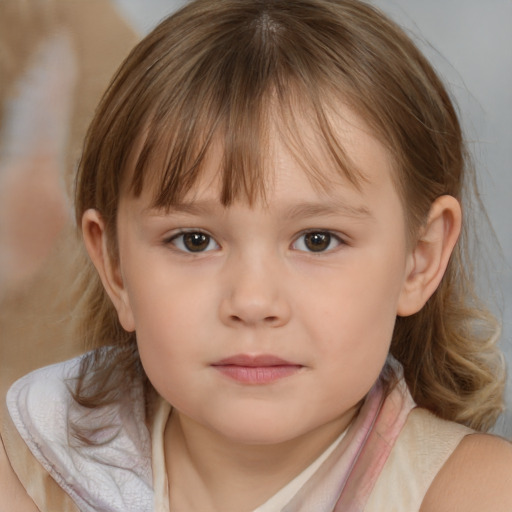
283 378 415 511
333 380 415 510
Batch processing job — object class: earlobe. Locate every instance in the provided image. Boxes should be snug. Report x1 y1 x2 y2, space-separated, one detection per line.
397 195 462 317
81 209 135 332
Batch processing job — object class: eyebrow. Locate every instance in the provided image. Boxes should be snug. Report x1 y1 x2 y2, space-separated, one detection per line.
145 198 373 220
281 200 373 220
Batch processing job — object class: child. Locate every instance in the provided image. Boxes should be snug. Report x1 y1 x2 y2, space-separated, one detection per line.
2 0 512 510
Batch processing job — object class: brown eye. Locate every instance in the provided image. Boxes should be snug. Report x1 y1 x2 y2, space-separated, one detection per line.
304 232 331 252
170 232 219 253
183 233 210 252
292 231 342 253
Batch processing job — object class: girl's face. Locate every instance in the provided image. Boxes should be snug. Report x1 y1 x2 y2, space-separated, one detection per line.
113 108 415 446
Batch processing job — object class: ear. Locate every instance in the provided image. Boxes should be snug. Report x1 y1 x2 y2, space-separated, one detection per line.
397 195 462 317
81 209 135 332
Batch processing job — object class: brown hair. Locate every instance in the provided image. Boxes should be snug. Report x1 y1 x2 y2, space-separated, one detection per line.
74 0 505 431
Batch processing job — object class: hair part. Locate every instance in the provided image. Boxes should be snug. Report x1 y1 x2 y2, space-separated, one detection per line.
74 0 505 433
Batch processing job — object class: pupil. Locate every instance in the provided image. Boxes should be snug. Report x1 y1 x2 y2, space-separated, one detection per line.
305 232 330 252
184 233 209 252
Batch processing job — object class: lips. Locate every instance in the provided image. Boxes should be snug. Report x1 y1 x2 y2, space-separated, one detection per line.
211 354 303 384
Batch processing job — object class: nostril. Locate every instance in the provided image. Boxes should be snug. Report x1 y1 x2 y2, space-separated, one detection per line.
227 314 280 325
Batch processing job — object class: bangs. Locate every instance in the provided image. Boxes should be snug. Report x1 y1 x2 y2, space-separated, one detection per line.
130 85 364 210
124 3 366 210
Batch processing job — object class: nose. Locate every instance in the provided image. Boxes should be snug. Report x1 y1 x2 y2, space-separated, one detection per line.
219 253 291 328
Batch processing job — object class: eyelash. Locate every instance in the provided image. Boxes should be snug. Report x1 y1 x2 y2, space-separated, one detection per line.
164 229 346 254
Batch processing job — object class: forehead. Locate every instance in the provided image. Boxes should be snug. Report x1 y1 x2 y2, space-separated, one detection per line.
126 107 400 231
128 100 397 211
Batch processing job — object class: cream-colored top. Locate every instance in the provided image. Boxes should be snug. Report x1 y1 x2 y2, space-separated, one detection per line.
365 407 471 511
151 398 470 512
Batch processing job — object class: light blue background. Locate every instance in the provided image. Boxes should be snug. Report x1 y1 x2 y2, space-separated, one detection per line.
111 0 512 435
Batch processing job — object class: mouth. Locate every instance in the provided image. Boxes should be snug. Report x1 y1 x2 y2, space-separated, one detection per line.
211 354 303 385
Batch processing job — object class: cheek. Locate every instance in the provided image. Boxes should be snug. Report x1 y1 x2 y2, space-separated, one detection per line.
126 258 213 326
313 257 402 334
304 255 404 382
125 268 217 371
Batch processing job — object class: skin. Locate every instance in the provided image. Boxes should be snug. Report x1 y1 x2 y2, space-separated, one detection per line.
422 433 512 512
79 108 512 512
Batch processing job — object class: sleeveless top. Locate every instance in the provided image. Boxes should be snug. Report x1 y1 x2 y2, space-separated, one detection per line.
3 354 472 511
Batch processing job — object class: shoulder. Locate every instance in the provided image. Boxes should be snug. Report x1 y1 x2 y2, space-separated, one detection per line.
421 432 512 512
0 434 39 511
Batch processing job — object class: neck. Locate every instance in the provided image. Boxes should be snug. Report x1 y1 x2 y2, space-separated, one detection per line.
164 409 355 512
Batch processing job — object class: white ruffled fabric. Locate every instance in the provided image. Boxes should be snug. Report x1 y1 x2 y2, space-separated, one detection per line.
6 356 153 512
